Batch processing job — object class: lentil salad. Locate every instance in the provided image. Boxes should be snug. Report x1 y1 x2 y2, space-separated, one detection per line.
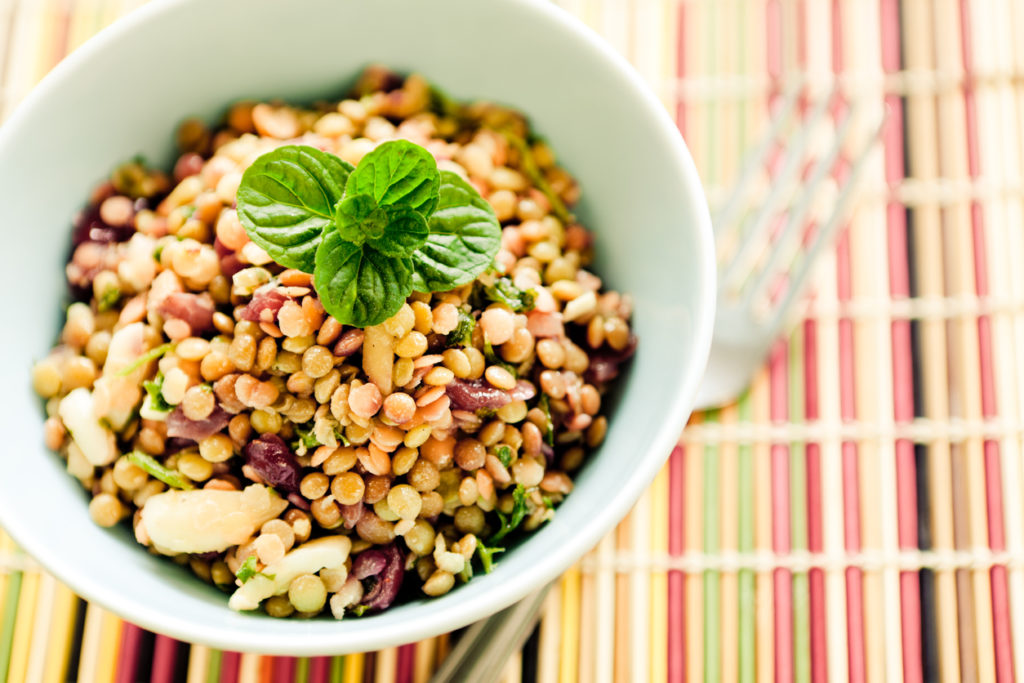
32 67 636 618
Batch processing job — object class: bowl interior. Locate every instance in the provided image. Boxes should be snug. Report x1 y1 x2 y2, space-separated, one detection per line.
0 0 713 654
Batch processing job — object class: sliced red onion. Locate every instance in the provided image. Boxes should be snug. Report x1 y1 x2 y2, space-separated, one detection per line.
238 288 288 323
158 292 215 333
287 492 311 511
340 503 364 530
214 238 246 279
333 328 365 357
585 335 638 384
166 405 230 442
509 380 537 402
352 548 388 579
242 434 301 495
173 153 204 182
71 203 134 248
358 543 405 612
446 378 512 411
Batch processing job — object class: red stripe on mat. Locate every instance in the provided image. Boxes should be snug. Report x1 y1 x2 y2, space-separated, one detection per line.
309 656 330 683
150 635 178 683
220 651 241 683
668 446 685 683
769 343 793 683
836 231 865 683
397 644 415 683
113 624 143 683
958 1 1015 679
272 656 296 683
804 319 827 683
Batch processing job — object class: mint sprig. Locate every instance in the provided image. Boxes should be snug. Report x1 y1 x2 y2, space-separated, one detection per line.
236 140 501 328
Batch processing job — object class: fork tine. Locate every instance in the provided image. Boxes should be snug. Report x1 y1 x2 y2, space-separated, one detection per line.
740 102 860 309
712 79 804 234
763 106 888 339
719 84 838 291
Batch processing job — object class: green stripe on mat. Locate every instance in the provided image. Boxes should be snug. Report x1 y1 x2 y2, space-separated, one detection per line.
206 649 222 683
703 409 721 683
737 392 755 683
0 567 24 683
789 328 810 683
296 656 310 683
330 655 345 683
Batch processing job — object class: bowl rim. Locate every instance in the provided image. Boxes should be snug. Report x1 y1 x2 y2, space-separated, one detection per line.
0 0 715 654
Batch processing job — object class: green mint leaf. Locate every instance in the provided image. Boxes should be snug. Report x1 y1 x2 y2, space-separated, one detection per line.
483 277 536 313
335 194 385 244
446 309 476 347
236 145 354 273
411 171 501 292
344 139 440 215
494 445 513 467
235 555 259 583
335 195 429 258
314 230 412 328
488 484 529 544
350 604 369 617
369 208 429 257
117 342 175 377
142 374 173 413
127 450 194 490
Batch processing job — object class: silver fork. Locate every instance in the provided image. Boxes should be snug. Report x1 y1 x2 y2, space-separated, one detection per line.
431 83 886 683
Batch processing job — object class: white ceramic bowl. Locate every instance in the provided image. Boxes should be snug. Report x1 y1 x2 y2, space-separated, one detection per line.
0 0 713 654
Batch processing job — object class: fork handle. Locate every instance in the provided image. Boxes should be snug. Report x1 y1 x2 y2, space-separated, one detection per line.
429 585 551 683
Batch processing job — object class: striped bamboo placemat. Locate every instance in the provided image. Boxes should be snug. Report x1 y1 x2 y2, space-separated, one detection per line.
3 0 1024 681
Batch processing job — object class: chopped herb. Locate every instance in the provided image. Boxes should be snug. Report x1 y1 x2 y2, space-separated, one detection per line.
542 495 555 510
97 287 121 312
235 556 259 583
180 205 196 219
117 342 175 377
475 538 505 574
483 277 536 313
334 428 351 447
350 604 369 617
447 309 476 347
494 445 513 467
483 341 516 378
235 555 274 584
153 244 164 262
292 422 321 451
458 561 473 583
488 484 528 544
429 84 467 121
496 128 572 223
538 394 555 447
127 450 193 490
142 374 172 413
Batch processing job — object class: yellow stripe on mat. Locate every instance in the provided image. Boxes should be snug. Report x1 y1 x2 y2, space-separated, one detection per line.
42 582 78 683
374 647 397 683
342 652 364 683
25 572 58 682
186 645 211 683
6 568 40 683
558 566 580 683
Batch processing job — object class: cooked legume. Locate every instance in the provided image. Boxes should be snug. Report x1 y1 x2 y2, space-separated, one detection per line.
36 67 636 620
